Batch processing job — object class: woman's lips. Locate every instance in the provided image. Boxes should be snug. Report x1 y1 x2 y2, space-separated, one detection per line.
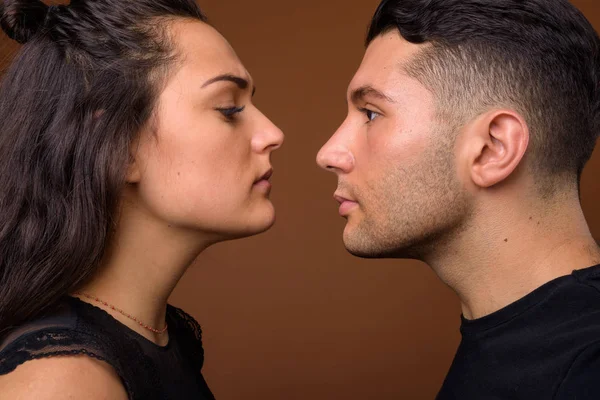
253 169 273 192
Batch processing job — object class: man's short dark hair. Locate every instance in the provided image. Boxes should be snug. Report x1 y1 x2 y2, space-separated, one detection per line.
367 0 600 192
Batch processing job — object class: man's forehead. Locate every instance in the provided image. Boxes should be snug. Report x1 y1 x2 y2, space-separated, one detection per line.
348 32 422 95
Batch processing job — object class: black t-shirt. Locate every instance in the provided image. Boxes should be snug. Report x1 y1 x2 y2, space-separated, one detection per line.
437 264 600 399
0 296 215 400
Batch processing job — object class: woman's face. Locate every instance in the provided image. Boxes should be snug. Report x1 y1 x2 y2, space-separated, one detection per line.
130 20 284 241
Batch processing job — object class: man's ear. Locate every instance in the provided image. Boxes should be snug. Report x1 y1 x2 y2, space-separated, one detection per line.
460 109 530 188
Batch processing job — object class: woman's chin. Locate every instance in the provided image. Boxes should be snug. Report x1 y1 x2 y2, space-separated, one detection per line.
245 205 277 235
219 205 277 241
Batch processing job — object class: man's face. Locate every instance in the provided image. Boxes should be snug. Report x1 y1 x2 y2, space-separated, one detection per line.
317 32 470 259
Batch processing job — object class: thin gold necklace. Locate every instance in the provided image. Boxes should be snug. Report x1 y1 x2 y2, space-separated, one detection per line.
74 292 168 334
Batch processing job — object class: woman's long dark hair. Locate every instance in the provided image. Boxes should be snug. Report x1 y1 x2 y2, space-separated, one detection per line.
0 0 206 340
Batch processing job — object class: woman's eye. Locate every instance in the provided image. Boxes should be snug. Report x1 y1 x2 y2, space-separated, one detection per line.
216 106 245 121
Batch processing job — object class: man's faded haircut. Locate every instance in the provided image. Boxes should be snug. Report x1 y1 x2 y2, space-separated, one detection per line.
367 0 600 193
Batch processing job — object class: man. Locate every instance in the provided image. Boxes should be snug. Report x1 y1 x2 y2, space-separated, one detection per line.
317 0 600 398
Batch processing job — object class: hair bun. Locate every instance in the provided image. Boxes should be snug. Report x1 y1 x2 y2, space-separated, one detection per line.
1 0 49 44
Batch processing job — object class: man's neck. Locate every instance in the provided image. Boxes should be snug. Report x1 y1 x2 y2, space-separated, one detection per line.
426 196 600 320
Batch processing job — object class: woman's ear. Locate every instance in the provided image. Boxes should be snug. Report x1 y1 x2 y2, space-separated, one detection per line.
125 139 143 184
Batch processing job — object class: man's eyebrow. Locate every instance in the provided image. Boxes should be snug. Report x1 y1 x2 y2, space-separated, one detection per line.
202 74 256 96
350 85 395 104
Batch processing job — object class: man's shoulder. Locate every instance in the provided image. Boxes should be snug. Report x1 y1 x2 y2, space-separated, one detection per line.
537 268 600 345
554 340 600 399
572 263 600 291
552 265 600 329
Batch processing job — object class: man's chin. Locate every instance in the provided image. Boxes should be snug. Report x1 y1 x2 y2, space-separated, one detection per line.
342 230 420 260
345 246 386 259
345 245 421 260
342 230 388 258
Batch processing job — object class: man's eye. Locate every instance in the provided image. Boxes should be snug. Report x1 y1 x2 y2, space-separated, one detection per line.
360 108 380 123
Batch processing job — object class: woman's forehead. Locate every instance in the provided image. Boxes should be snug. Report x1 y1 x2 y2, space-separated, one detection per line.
170 19 246 79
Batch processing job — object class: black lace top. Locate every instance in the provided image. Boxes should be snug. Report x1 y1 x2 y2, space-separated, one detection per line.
0 296 215 399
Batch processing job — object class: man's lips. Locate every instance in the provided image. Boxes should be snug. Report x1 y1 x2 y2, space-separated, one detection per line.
334 194 358 216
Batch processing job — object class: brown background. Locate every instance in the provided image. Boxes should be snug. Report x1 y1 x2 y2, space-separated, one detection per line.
2 1 600 399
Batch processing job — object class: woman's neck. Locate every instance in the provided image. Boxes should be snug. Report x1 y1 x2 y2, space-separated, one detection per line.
75 201 213 345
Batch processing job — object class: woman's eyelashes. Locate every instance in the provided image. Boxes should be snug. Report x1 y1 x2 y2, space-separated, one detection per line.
215 105 245 122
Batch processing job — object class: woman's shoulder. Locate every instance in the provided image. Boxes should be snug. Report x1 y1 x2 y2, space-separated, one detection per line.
0 297 130 398
0 297 116 375
166 305 206 368
166 305 203 340
0 296 163 398
0 354 128 400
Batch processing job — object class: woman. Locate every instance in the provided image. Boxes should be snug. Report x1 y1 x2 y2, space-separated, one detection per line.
0 0 283 398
